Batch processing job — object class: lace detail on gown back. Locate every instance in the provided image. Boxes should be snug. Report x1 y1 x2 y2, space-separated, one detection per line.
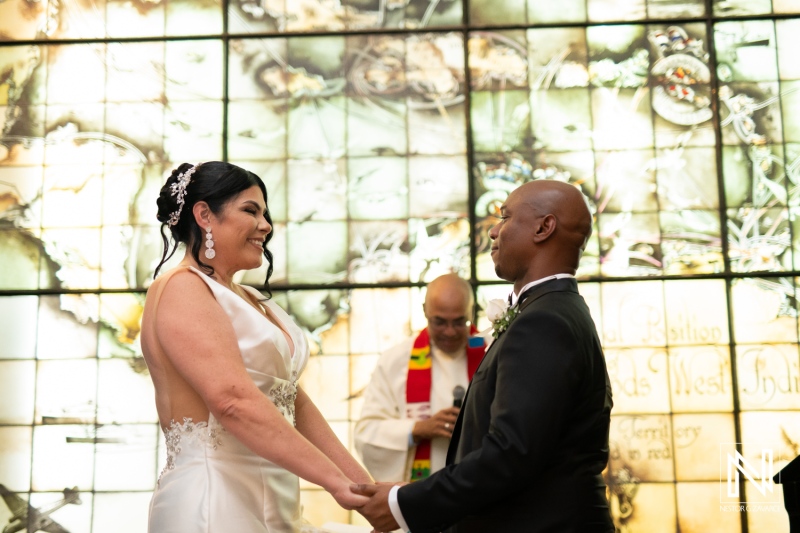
159 417 224 485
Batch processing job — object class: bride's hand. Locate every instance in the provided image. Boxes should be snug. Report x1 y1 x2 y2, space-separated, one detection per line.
330 481 369 510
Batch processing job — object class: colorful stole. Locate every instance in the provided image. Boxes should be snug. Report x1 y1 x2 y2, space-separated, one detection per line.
406 326 485 481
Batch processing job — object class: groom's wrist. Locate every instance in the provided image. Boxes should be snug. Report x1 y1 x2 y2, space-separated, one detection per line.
388 485 411 532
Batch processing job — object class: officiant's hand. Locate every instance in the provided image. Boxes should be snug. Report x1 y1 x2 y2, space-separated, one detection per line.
412 406 459 442
350 482 400 532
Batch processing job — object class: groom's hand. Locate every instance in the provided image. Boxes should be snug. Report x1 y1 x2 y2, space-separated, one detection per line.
350 483 401 532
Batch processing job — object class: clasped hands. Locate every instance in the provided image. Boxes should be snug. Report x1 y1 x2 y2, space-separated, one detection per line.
349 481 406 533
349 406 459 532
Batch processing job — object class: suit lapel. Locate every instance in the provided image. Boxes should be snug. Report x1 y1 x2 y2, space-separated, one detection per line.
445 334 500 464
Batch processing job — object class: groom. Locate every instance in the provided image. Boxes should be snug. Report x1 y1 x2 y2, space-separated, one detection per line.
352 180 614 533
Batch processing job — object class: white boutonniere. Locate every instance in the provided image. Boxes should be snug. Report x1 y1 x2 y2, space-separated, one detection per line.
486 298 519 339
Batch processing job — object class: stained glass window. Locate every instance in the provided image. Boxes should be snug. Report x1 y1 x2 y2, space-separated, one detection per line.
2 0 800 531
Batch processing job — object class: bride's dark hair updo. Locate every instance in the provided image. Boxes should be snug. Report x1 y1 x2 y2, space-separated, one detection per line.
154 161 274 296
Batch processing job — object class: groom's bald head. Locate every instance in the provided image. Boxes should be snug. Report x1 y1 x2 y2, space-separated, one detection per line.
489 180 592 288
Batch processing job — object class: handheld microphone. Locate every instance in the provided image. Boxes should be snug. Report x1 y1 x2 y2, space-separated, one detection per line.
452 385 466 408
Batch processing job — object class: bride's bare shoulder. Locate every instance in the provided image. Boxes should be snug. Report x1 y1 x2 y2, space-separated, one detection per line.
150 264 195 287
148 266 208 301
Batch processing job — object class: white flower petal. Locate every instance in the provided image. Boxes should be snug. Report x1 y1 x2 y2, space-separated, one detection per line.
486 298 508 322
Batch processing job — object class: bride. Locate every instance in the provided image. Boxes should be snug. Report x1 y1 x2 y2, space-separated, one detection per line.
140 161 371 532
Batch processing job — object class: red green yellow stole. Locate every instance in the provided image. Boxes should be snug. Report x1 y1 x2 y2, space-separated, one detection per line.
406 326 485 480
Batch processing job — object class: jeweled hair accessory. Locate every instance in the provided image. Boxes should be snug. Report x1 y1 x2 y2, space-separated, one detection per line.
167 164 198 226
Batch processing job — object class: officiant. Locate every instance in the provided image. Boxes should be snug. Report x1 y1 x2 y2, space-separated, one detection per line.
354 273 486 483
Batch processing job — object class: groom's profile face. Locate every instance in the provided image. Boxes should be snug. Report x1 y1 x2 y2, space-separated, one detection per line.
489 187 537 283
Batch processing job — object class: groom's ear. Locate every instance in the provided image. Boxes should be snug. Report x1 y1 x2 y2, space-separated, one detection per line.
532 213 557 243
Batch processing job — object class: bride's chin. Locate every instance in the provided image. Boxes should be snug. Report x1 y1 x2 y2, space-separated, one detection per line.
232 254 262 271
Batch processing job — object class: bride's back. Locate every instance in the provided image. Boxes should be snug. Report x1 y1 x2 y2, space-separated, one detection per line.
141 266 213 431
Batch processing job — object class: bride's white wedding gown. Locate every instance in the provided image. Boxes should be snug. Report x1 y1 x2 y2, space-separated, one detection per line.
147 266 319 533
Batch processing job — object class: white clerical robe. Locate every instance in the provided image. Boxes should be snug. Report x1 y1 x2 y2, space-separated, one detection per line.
354 335 470 482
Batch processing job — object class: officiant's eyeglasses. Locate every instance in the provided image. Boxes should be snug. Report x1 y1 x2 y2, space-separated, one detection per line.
429 317 471 330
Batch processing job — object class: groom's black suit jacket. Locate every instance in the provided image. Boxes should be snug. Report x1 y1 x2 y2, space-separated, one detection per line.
397 277 614 533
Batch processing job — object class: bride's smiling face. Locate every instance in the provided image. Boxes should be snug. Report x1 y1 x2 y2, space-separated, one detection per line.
210 185 272 272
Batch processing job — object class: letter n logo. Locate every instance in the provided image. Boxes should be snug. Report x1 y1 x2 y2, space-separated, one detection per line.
727 449 773 497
